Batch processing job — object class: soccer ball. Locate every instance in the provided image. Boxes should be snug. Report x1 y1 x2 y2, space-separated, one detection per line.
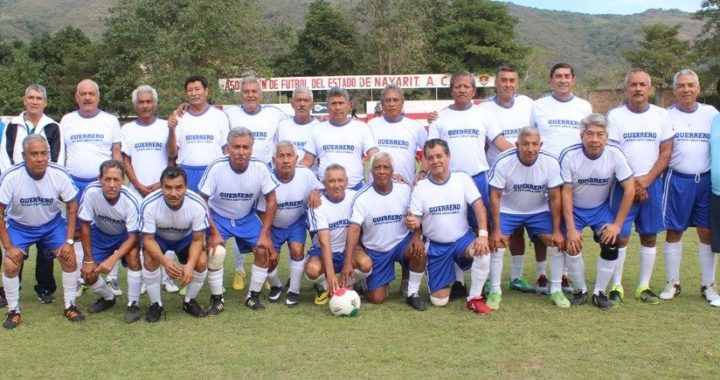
329 288 361 317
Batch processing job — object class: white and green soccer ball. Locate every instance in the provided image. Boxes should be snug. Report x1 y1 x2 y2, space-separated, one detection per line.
329 288 361 317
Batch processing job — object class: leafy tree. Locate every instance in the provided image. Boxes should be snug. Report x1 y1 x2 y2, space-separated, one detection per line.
622 24 693 88
695 0 720 92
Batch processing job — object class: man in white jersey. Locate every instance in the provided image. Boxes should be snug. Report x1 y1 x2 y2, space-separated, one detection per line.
0 84 65 305
277 87 321 174
199 127 278 311
346 153 427 310
368 84 427 184
121 85 179 294
140 166 209 321
560 114 635 309
407 139 492 314
256 141 321 307
61 79 123 297
427 70 512 300
1 135 82 329
606 69 674 305
300 86 379 191
305 164 372 302
167 75 230 193
488 127 564 309
78 160 142 322
661 69 720 304
479 66 541 294
532 63 593 295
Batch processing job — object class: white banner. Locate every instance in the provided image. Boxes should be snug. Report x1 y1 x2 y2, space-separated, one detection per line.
219 74 495 92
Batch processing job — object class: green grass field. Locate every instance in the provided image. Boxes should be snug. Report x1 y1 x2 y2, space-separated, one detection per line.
2 230 719 379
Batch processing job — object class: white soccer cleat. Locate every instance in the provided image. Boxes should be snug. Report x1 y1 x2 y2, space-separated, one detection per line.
711 298 720 307
659 281 681 300
702 284 720 303
162 277 179 293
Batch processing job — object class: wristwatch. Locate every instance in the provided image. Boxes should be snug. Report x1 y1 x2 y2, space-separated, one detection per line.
65 238 74 246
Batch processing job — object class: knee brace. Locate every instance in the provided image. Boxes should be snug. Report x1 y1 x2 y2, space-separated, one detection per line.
430 295 449 307
207 245 226 270
599 242 619 261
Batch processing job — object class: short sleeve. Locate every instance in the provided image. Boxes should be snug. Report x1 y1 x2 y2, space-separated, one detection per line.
415 122 428 150
613 150 634 182
349 196 365 226
0 173 14 205
125 195 140 232
261 165 279 195
560 156 573 184
58 172 79 202
304 129 319 157
546 157 563 188
77 195 94 222
308 203 329 232
191 203 209 232
141 206 156 234
461 173 482 205
488 160 506 190
120 127 132 156
361 125 377 155
197 164 217 197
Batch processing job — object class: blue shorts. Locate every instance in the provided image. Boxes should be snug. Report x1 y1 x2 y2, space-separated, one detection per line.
71 176 95 200
155 234 193 264
500 211 553 237
426 229 475 293
180 164 207 193
213 210 262 251
469 172 490 229
6 214 67 260
270 216 308 251
568 205 614 235
611 177 665 236
349 181 366 191
366 233 412 291
663 170 710 231
90 225 129 263
307 246 344 274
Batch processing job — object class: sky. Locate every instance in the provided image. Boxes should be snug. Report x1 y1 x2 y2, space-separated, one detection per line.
496 0 702 15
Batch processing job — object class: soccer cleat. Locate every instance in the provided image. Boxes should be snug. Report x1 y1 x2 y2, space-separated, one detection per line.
486 291 502 310
37 291 55 304
481 281 491 298
313 284 329 305
207 294 225 315
592 291 613 309
3 310 21 329
233 271 246 290
285 291 300 307
64 305 86 322
711 297 720 307
125 301 141 323
635 286 661 304
466 297 492 315
162 278 179 293
406 293 427 311
268 286 283 303
535 275 549 295
145 302 165 323
183 299 208 318
179 286 187 296
107 277 123 296
609 284 624 306
561 275 574 294
264 280 271 291
701 284 720 303
0 287 6 308
88 297 116 313
550 291 570 308
449 281 468 300
659 282 681 300
571 290 587 306
509 277 534 293
245 291 265 310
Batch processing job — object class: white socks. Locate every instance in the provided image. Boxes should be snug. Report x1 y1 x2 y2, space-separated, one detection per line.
184 270 207 302
267 268 283 288
2 274 19 311
408 270 423 296
536 260 547 277
663 241 681 284
208 268 224 295
549 247 564 293
89 277 115 300
231 238 246 273
699 243 716 286
467 255 490 300
638 246 656 288
126 270 142 306
611 247 627 286
142 267 162 306
248 264 269 295
565 253 586 293
62 271 79 309
454 263 464 284
489 249 504 293
511 254 525 280
288 258 305 294
594 257 616 295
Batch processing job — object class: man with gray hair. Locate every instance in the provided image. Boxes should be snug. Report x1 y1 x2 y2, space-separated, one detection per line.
198 127 279 311
662 69 720 305
0 84 64 306
277 86 320 174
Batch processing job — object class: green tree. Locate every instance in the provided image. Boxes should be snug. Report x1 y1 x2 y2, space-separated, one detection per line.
695 0 720 92
622 24 693 88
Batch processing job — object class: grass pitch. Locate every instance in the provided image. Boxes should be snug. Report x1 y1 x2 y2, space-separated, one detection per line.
2 231 719 379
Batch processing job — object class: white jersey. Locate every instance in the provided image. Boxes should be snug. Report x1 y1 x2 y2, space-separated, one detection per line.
198 157 277 220
479 95 534 165
277 116 320 173
368 116 427 184
307 190 356 253
668 103 718 174
78 182 140 235
409 172 481 243
531 94 592 156
121 118 169 197
304 118 377 187
224 105 287 164
60 110 121 179
350 181 411 251
488 149 562 214
140 189 208 242
607 104 675 176
257 166 322 228
559 144 633 208
428 105 502 175
0 162 78 226
175 106 230 167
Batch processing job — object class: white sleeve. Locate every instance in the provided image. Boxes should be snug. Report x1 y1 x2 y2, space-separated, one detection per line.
409 187 423 217
488 161 506 190
560 156 573 184
141 206 156 234
191 204 209 232
362 126 377 154
308 204 329 232
546 157 563 188
120 128 132 156
0 131 11 172
111 117 122 143
261 166 279 195
428 122 439 140
349 196 365 226
461 173 482 205
59 172 79 202
77 197 94 222
614 151 634 182
125 196 140 232
197 165 216 197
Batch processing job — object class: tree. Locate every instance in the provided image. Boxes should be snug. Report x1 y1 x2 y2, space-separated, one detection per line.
695 0 720 91
622 24 693 89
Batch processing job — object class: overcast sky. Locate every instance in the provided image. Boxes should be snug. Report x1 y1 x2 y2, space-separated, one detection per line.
496 0 702 15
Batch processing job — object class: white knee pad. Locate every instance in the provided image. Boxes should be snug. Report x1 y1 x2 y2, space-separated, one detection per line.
430 295 449 307
207 245 226 270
